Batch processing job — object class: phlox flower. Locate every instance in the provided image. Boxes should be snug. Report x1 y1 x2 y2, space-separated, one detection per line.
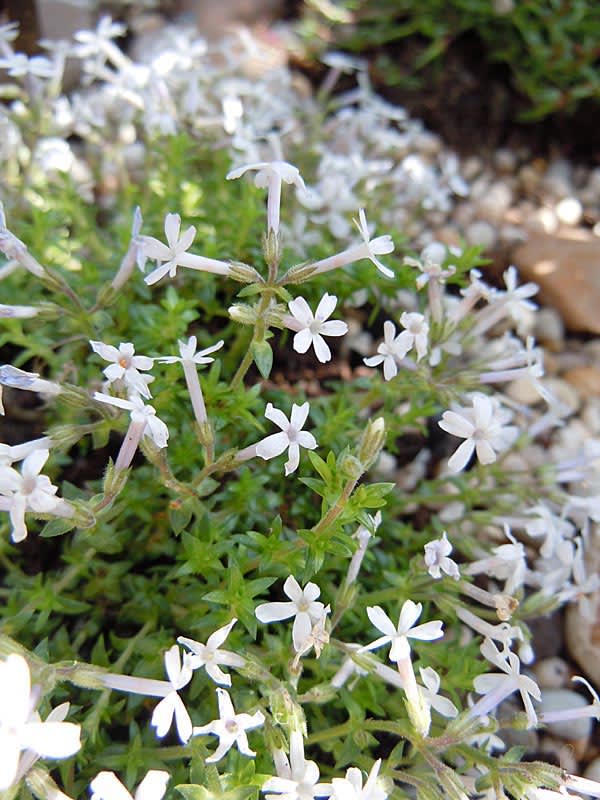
94 393 169 450
90 770 169 800
142 213 231 286
438 393 519 473
262 730 332 800
0 654 81 791
471 639 541 728
178 618 245 687
158 336 223 426
397 312 429 362
363 321 407 381
90 340 154 399
0 449 68 543
331 759 387 800
150 645 193 743
226 160 306 234
424 532 460 580
244 402 317 476
418 667 458 719
284 293 348 363
192 688 264 762
255 575 325 653
310 209 394 278
361 600 444 663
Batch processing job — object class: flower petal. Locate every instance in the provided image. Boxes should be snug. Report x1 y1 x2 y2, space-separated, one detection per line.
255 600 295 623
256 432 290 460
367 606 397 637
135 771 170 800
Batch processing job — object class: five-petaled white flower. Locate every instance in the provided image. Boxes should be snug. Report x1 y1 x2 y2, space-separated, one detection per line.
424 532 460 580
94 393 169 449
438 393 518 473
90 770 169 800
353 209 395 278
142 213 231 286
285 293 348 363
308 209 394 279
192 688 264 762
226 161 306 234
150 645 193 743
363 321 407 381
90 340 154 399
472 639 541 728
418 667 459 719
361 600 444 663
262 730 332 800
254 402 317 476
255 575 325 653
331 759 387 800
0 449 64 543
0 654 81 791
396 312 429 362
178 618 245 687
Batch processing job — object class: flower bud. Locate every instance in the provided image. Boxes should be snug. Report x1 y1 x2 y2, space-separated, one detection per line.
229 261 263 284
339 453 363 480
229 304 257 325
358 417 386 469
281 262 317 285
268 686 306 734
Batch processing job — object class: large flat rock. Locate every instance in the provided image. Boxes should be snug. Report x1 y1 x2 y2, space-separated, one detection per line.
513 229 600 334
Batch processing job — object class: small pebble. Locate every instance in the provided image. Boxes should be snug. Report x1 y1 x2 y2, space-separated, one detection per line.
564 367 600 399
464 220 497 249
539 689 592 742
538 735 579 772
461 156 484 181
478 181 513 221
534 307 564 349
533 657 570 689
584 757 600 783
582 399 600 435
555 197 583 226
541 378 580 414
494 148 518 173
506 376 542 406
531 207 559 234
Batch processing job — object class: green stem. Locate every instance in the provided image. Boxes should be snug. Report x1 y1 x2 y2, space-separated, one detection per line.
312 475 361 540
229 289 275 390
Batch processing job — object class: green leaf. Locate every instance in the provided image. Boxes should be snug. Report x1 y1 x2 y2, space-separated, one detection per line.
39 518 77 538
252 339 273 379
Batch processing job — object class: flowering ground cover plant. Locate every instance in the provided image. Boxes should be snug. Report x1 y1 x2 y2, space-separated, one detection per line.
1 14 600 800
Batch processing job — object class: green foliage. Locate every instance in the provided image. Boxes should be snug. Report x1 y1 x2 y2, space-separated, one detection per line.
301 0 600 120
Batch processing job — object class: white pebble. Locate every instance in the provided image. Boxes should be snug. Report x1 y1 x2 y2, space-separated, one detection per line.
534 307 564 347
584 757 600 783
465 220 497 249
533 657 569 689
555 197 583 226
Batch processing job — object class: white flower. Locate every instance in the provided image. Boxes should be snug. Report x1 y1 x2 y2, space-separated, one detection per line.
361 600 444 662
404 243 456 290
353 209 395 278
0 654 81 791
466 527 527 596
0 365 60 398
0 53 55 78
158 336 224 367
418 667 458 719
94 393 169 449
73 16 126 57
90 341 154 399
255 402 317 476
308 210 394 279
438 393 519 472
150 645 193 743
285 293 348 363
192 688 264 762
0 449 64 543
396 312 429 362
226 161 306 234
424 532 460 580
262 730 332 800
177 619 245 687
472 639 541 728
142 213 231 286
331 760 387 800
90 770 169 800
255 575 325 653
363 321 407 381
